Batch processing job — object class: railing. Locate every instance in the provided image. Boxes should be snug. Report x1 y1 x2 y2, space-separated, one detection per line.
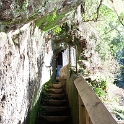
74 76 117 124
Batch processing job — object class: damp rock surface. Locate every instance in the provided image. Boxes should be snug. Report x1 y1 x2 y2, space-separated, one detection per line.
0 22 54 124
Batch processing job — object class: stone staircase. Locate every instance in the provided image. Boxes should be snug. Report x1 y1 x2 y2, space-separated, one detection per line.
37 78 72 124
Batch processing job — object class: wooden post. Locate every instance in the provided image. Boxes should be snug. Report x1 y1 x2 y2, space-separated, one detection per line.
79 95 86 124
69 45 71 65
75 45 78 73
85 109 93 124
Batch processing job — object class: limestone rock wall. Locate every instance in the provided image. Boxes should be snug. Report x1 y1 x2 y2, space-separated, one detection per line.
0 0 63 21
0 22 54 124
0 0 82 32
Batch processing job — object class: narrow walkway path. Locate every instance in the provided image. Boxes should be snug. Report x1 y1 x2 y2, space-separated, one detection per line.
37 78 72 124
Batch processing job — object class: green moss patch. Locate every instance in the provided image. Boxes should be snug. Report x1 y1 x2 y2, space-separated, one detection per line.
35 12 66 31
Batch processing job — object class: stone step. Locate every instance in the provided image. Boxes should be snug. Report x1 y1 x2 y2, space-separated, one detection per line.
41 116 70 123
56 78 66 82
47 88 64 94
43 93 66 100
48 93 66 99
57 82 66 84
42 106 69 113
58 81 67 84
49 83 65 89
39 79 72 124
44 99 67 106
42 107 70 116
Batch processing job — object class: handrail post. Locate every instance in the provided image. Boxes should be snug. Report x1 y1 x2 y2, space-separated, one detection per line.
69 45 71 65
79 95 86 124
75 45 78 73
85 109 93 124
79 95 93 124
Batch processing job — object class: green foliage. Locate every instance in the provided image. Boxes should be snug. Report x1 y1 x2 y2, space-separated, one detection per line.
42 80 52 95
52 10 57 21
94 87 106 97
22 0 28 10
14 0 29 19
95 5 124 86
99 5 116 21
93 4 124 72
53 23 80 46
114 107 124 120
119 12 124 25
29 104 38 124
36 20 42 27
31 9 39 18
88 77 107 98
29 89 41 124
35 12 66 31
17 0 28 12
83 2 124 61
83 0 100 21
29 79 52 124
53 25 62 33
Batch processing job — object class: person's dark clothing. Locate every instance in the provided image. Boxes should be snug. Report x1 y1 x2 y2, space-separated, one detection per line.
56 51 63 77
57 52 63 66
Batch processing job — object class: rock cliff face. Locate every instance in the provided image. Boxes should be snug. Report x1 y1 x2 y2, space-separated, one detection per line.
0 1 83 123
0 0 82 20
0 0 62 21
0 22 55 124
0 0 83 32
0 0 123 123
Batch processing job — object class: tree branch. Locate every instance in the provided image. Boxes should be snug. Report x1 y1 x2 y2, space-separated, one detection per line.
83 0 103 22
95 0 103 21
105 28 122 36
110 1 124 27
105 28 115 34
117 15 124 27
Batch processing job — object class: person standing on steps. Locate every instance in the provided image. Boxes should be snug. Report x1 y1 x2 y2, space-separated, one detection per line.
56 50 64 78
